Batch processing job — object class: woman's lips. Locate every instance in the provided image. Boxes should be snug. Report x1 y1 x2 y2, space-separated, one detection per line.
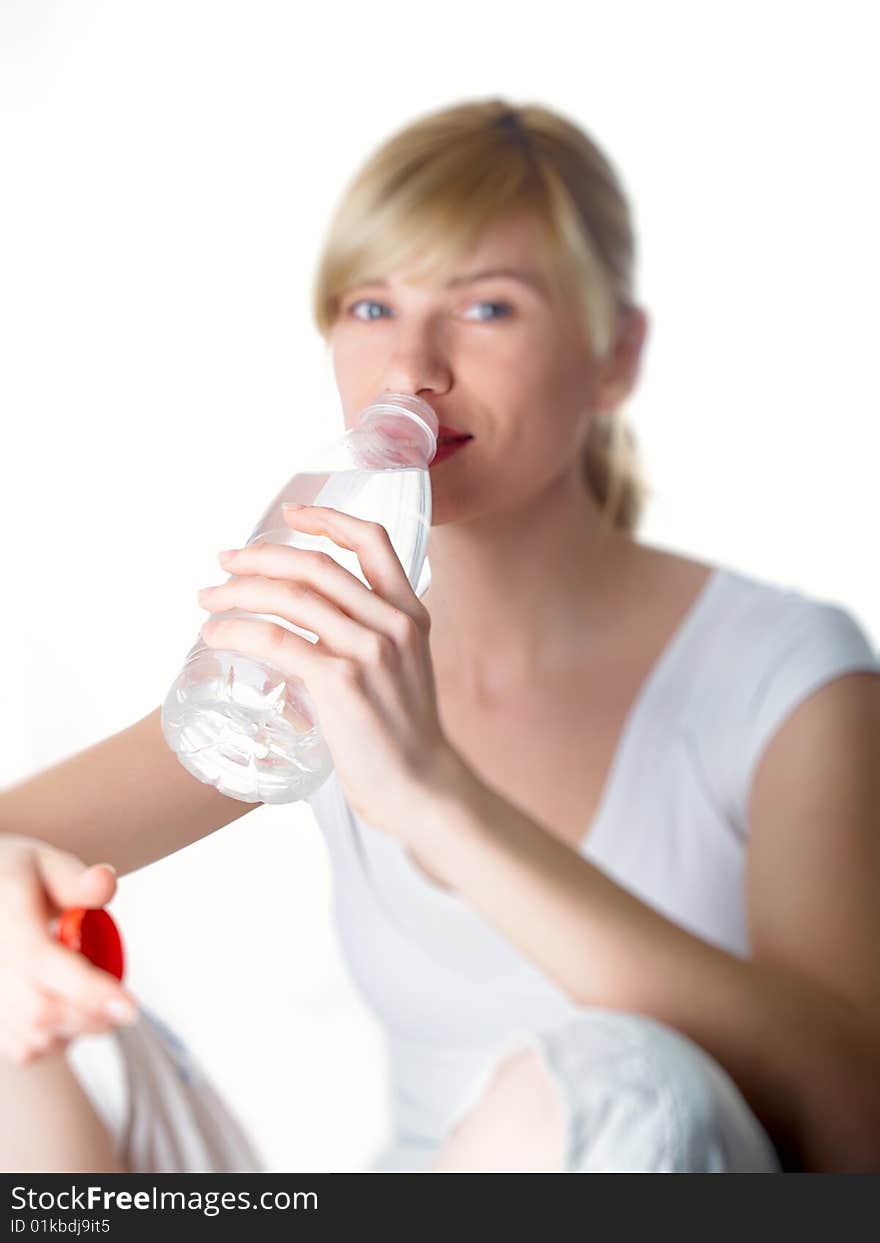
431 436 473 464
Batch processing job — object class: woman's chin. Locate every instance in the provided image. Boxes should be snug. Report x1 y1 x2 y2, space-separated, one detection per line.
428 491 484 528
428 494 462 527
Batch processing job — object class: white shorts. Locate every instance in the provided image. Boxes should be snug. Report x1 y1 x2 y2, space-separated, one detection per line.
65 1006 265 1174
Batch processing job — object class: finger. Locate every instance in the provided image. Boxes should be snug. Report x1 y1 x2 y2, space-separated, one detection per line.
53 1008 116 1038
199 572 405 662
8 984 113 1041
214 541 395 633
199 614 329 687
39 1034 73 1058
0 1031 57 1066
32 851 117 916
6 856 117 953
32 941 137 1022
44 997 119 1038
279 505 428 622
0 1028 73 1066
0 970 115 1046
36 998 117 1039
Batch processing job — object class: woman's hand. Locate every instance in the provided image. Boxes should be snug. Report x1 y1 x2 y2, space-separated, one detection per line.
0 836 138 1066
196 504 466 840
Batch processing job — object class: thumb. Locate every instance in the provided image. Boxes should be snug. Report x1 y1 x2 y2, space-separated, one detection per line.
34 848 117 914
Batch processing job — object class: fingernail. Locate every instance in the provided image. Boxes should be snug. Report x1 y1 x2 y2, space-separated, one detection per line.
94 862 116 876
105 999 137 1024
282 502 305 510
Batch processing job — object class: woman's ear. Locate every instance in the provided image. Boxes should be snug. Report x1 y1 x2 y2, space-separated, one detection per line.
595 305 649 413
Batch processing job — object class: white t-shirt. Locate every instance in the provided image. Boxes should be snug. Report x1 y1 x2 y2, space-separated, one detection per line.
305 562 880 1172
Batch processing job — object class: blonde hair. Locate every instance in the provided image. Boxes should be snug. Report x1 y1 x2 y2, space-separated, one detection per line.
312 97 651 533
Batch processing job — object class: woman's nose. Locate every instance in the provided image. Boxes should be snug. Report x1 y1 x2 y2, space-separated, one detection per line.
383 333 452 398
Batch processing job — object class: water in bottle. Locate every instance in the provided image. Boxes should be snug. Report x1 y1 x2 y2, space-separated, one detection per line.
161 392 438 805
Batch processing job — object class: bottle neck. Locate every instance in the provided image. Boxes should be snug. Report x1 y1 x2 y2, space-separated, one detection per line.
351 412 435 469
355 393 438 467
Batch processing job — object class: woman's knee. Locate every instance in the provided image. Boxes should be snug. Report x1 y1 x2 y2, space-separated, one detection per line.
0 1040 128 1173
517 1009 781 1173
433 1042 567 1172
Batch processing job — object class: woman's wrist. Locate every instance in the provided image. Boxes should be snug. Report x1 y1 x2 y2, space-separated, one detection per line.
405 746 493 891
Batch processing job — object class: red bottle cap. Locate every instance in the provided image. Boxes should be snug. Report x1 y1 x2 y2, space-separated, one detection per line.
55 907 125 981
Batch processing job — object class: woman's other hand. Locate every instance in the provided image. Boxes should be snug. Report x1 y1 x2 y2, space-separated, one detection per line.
0 836 138 1065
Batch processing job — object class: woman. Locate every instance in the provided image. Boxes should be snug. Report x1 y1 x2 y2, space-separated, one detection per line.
2 98 879 1175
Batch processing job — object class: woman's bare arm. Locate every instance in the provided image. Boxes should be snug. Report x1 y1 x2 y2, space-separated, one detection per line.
405 673 880 1173
0 706 259 877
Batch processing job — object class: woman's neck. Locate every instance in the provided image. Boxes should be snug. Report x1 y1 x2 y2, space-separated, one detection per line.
422 465 640 700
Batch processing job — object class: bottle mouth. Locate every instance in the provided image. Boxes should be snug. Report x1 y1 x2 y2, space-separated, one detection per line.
359 391 439 457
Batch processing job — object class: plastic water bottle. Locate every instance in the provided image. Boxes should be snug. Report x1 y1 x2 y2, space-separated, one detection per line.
161 392 439 805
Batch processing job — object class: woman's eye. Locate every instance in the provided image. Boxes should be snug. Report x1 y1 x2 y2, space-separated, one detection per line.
347 299 390 321
462 300 513 322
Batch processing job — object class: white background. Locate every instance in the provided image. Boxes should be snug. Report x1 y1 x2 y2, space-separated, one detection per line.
0 0 877 1172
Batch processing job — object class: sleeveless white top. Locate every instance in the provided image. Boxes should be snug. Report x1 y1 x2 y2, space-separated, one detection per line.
305 563 880 1172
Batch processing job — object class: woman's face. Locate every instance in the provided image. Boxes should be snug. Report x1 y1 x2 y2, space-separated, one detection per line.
328 211 643 527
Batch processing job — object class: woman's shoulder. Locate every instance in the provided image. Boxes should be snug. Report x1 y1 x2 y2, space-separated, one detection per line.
715 559 876 661
648 546 880 838
640 542 876 648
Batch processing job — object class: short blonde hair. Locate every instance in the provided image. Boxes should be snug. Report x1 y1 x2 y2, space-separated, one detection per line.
312 97 651 533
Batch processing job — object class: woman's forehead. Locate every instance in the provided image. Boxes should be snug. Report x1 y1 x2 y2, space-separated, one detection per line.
363 215 561 291
416 212 551 275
